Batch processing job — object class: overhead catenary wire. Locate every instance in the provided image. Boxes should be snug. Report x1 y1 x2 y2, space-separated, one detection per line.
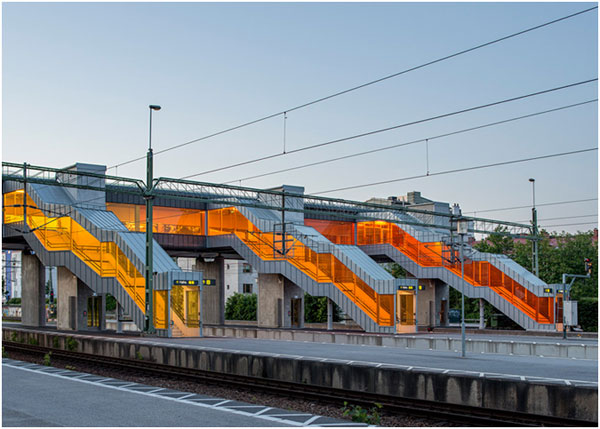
539 221 598 228
107 6 598 171
313 147 598 195
465 197 599 214
180 79 598 180
516 214 598 223
223 99 598 184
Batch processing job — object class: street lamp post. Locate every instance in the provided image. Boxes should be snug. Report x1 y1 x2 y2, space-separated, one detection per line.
457 218 468 358
144 104 161 334
529 178 539 278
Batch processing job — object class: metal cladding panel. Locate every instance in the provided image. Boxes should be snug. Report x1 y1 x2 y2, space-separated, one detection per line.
76 208 128 232
29 183 74 206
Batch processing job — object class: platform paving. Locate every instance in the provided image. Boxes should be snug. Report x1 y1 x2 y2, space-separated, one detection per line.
2 359 362 427
141 336 598 383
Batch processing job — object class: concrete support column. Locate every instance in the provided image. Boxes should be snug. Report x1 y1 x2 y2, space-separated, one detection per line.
116 302 123 334
21 254 45 327
283 278 304 329
258 274 283 328
194 256 225 325
327 298 333 331
76 279 94 330
479 298 485 330
57 267 77 330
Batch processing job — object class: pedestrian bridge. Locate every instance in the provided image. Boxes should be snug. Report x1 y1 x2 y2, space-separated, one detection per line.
2 162 562 336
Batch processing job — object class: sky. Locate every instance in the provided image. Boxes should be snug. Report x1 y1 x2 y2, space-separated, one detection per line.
2 2 598 234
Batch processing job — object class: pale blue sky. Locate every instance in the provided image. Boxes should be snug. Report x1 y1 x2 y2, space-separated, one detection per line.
2 2 598 233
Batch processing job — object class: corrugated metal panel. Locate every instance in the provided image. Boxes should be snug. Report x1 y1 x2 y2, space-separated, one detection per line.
336 245 395 280
117 231 179 273
29 183 74 205
77 208 128 232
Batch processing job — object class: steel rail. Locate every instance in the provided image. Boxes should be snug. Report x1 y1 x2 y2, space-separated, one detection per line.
3 341 594 427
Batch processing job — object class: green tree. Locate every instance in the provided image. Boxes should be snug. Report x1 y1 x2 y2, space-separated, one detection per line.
304 293 341 323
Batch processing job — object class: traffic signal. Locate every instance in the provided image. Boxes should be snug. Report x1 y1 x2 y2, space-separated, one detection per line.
50 290 54 303
584 258 593 276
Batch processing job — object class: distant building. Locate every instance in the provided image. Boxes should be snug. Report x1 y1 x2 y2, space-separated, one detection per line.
224 260 257 301
2 250 22 300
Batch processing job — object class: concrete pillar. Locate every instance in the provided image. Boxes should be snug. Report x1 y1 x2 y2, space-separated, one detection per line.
327 298 333 330
416 279 435 328
57 267 77 330
435 281 450 327
258 274 283 328
283 278 304 328
194 256 225 325
21 254 45 327
76 279 94 330
116 302 123 334
479 298 485 330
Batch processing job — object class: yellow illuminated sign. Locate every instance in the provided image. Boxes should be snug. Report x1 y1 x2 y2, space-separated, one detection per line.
543 288 553 294
173 280 199 286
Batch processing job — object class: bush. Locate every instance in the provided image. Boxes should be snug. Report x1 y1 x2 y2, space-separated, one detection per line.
578 298 597 332
106 294 116 312
304 293 341 323
225 293 257 321
7 298 21 305
65 336 78 351
43 352 52 366
342 402 382 425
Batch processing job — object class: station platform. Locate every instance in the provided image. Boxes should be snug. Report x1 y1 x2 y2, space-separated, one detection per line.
2 358 357 427
3 324 597 423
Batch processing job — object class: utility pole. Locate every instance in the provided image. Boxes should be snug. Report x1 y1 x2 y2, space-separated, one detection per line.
561 267 591 339
144 105 161 334
529 178 539 277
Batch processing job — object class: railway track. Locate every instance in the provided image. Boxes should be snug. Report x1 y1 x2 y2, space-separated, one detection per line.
3 341 595 427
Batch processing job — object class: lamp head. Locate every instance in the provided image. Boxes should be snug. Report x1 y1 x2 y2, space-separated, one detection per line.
529 178 535 183
149 105 161 111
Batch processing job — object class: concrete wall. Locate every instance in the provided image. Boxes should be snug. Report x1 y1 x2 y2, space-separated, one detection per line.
56 267 104 331
20 254 45 327
195 257 224 325
258 273 282 328
4 327 596 423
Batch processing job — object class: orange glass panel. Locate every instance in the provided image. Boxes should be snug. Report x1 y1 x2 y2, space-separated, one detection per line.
304 219 355 245
107 202 205 235
7 193 146 313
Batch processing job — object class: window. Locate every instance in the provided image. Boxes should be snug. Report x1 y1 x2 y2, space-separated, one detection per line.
242 263 252 273
242 283 253 294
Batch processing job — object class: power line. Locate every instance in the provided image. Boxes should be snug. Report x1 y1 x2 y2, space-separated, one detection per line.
108 6 598 171
465 198 599 214
313 147 598 194
224 99 598 184
516 214 598 223
180 79 597 180
540 221 598 228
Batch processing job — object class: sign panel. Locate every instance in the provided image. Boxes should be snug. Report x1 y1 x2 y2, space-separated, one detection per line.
543 288 553 294
173 280 199 286
203 279 216 286
398 285 415 291
418 285 425 291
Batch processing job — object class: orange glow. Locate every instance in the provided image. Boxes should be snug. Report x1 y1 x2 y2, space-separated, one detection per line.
4 191 145 312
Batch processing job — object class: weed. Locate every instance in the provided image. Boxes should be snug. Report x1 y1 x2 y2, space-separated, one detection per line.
52 337 60 348
28 337 39 346
65 337 78 351
43 352 52 366
2 346 7 358
135 351 143 360
10 332 17 342
342 402 382 425
65 365 76 370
